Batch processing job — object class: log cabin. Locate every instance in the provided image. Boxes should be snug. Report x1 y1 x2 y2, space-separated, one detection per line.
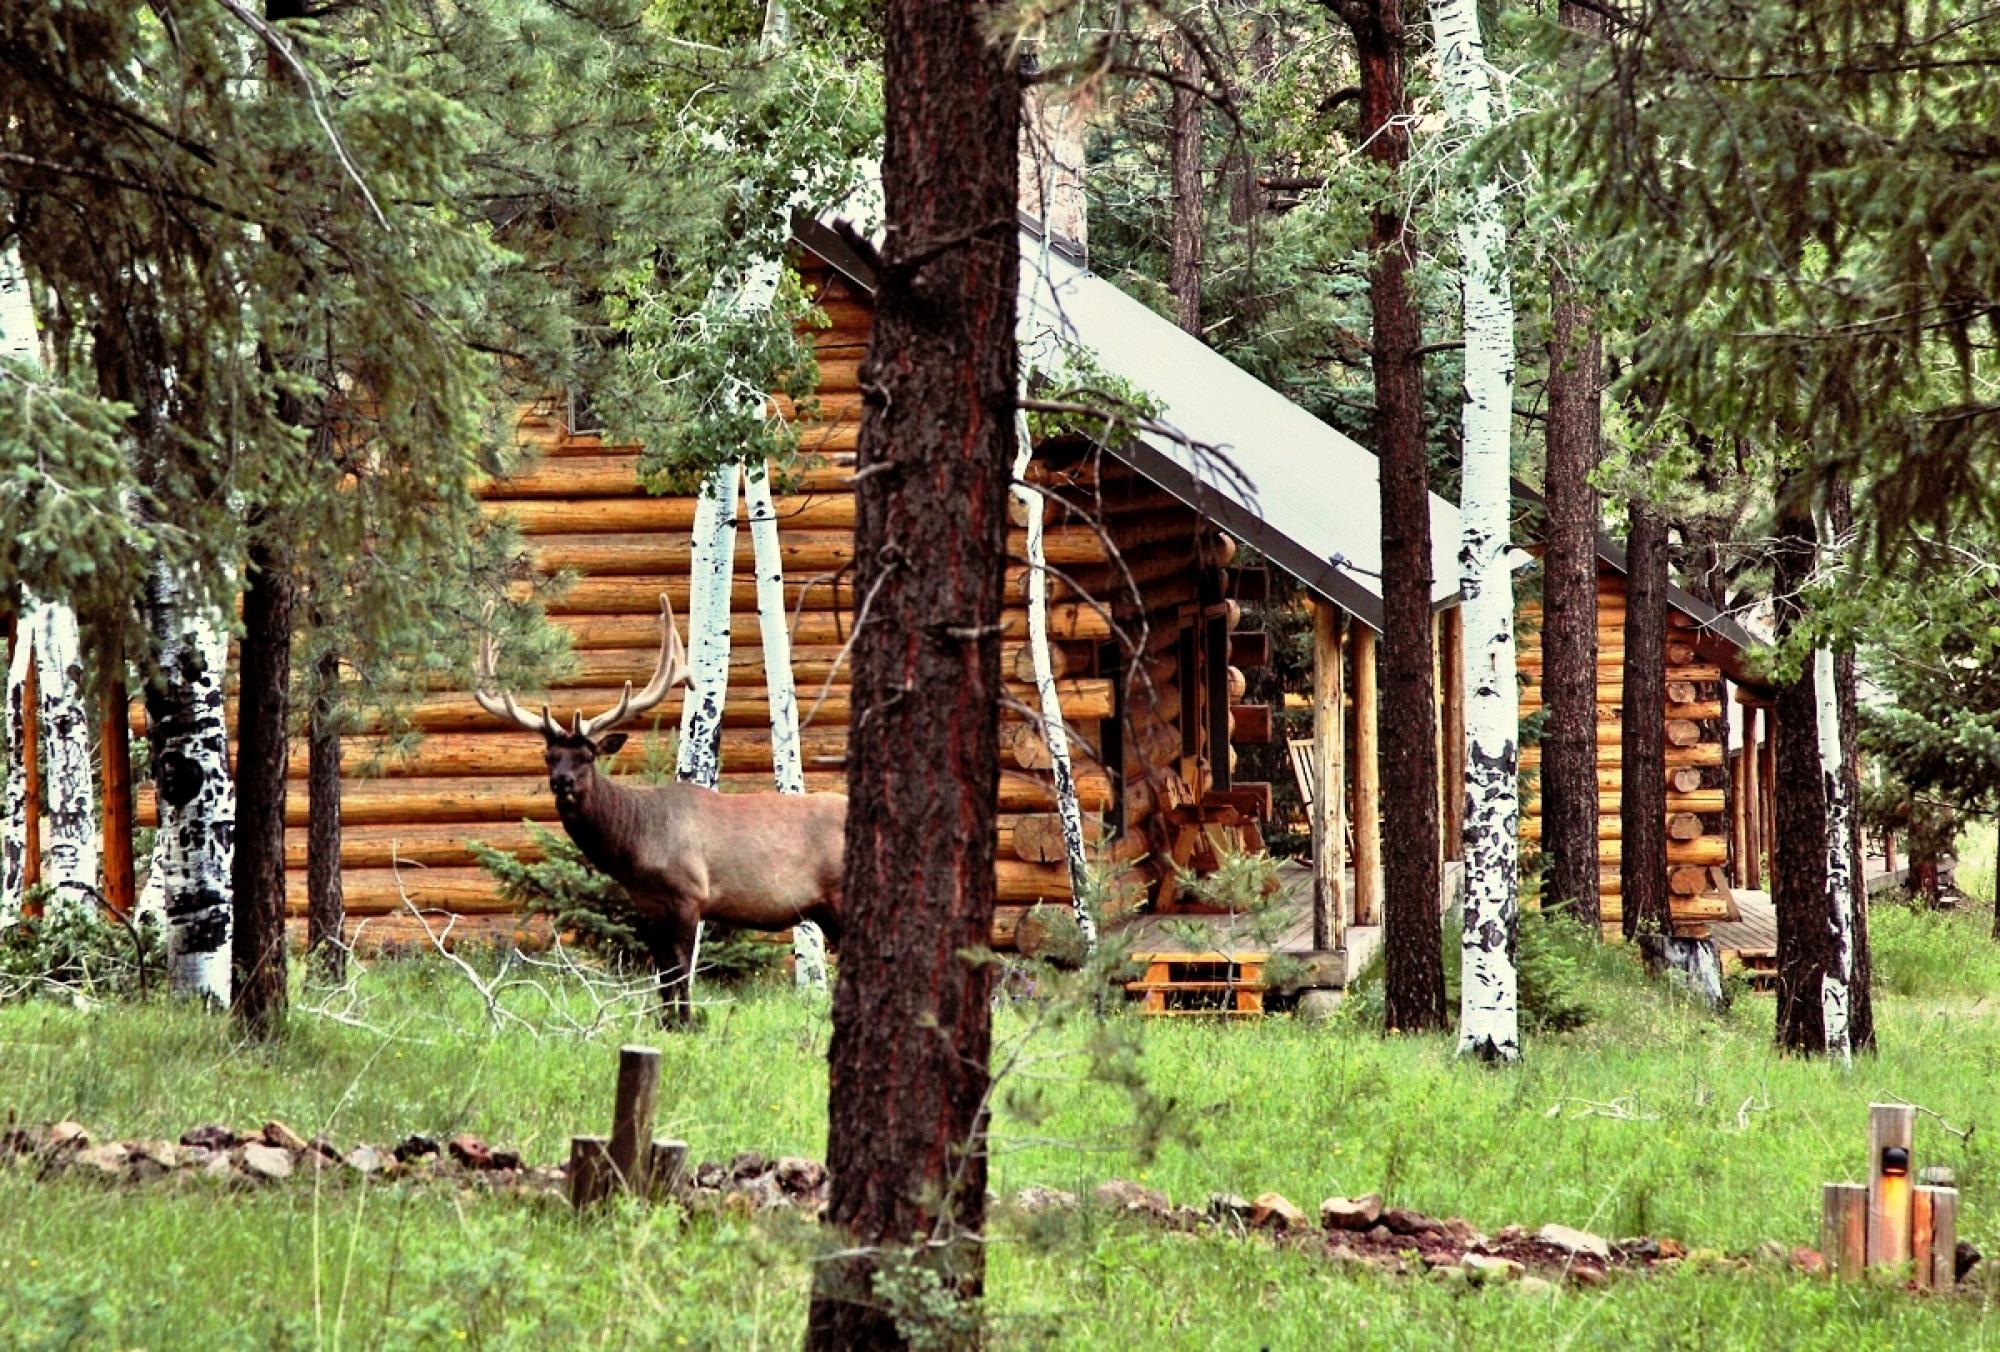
1514 520 1775 944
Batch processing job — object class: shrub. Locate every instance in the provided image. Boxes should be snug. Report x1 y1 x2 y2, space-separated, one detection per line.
0 897 164 1003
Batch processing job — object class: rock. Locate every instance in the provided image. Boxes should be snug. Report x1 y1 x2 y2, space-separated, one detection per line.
490 1149 522 1171
1365 1224 1395 1244
344 1145 388 1175
1433 1263 1469 1287
1462 1253 1523 1284
234 1128 265 1147
46 1121 90 1152
1443 1217 1480 1245
241 1143 294 1182
308 1136 342 1162
1957 1241 1982 1282
1570 1264 1608 1288
1093 1178 1171 1220
1320 1194 1384 1232
1517 1275 1556 1297
694 1161 727 1189
1537 1223 1611 1261
393 1134 440 1163
729 1150 768 1180
1614 1237 1661 1262
129 1140 182 1171
1209 1192 1254 1225
1656 1238 1687 1261
727 1172 784 1210
1296 989 1344 1021
775 1156 827 1196
263 1120 310 1153
203 1153 237 1183
1754 1239 1788 1266
1790 1246 1827 1276
1169 1205 1208 1232
1494 1224 1526 1244
1013 1185 1079 1214
1250 1192 1309 1231
1382 1207 1444 1237
447 1134 493 1169
75 1144 130 1178
181 1124 234 1152
1 1127 36 1157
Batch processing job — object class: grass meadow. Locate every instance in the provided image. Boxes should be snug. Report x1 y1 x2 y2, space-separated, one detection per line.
6 908 2000 1347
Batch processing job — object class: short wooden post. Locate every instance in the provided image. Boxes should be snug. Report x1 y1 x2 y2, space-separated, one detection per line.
1912 1185 1936 1289
1351 624 1381 927
608 1044 662 1194
569 1134 612 1209
1310 600 1346 953
1821 1182 1867 1281
1929 1186 1959 1288
1866 1103 1916 1267
647 1138 690 1204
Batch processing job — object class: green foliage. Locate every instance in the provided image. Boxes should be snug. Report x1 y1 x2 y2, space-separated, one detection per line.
0 902 163 1005
468 824 782 984
1869 901 2000 1000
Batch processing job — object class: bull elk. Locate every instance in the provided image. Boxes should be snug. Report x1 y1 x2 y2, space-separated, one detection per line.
475 595 845 1022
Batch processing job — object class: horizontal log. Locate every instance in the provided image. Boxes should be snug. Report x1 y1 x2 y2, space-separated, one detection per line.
526 569 1072 617
1229 704 1273 744
296 813 1066 871
1524 742 1723 769
522 642 1094 690
548 601 1111 650
140 678 1117 739
490 494 856 536
1011 812 1106 864
482 455 856 499
1520 790 1726 816
1229 631 1270 667
139 766 1113 830
307 729 852 780
292 858 1075 915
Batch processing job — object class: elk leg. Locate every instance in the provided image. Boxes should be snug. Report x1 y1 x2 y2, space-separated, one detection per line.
635 911 696 1029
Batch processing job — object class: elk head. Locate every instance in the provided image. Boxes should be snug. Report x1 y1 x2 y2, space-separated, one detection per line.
475 594 690 810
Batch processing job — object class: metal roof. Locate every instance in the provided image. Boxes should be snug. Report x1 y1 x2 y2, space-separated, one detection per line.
791 214 1462 632
1014 230 1461 632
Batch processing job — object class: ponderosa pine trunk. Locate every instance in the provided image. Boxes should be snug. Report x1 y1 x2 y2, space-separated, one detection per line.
1539 1 1606 931
306 644 345 985
1337 0 1446 1034
804 1 1017 1342
1169 32 1204 336
1619 500 1670 939
231 534 294 1036
1769 499 1842 1054
1435 0 1520 1061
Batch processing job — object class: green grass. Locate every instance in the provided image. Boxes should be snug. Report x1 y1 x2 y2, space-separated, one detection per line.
7 921 2000 1347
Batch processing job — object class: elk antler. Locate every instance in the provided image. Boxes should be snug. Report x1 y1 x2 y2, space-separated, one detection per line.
473 605 561 738
577 592 689 739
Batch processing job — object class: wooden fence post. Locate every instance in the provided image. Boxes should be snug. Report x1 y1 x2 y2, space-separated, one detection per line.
569 1135 612 1209
648 1137 690 1204
101 659 135 919
1310 601 1345 952
608 1044 662 1194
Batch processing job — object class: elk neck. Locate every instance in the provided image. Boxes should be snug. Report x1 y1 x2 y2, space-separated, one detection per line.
553 766 646 880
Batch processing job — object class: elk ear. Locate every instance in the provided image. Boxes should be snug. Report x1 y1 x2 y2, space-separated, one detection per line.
596 732 629 758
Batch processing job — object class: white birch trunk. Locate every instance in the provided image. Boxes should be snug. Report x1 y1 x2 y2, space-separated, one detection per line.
135 563 235 1004
745 458 827 989
1012 417 1097 953
29 598 99 922
677 463 741 788
0 255 101 925
1815 642 1855 1064
1435 0 1521 1062
676 462 741 1006
0 622 32 929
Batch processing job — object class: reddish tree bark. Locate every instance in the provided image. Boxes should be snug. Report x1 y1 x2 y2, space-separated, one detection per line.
1540 0 1606 929
1169 32 1204 335
804 1 1018 1345
1830 483 1875 1051
1619 500 1670 939
231 534 293 1036
1333 0 1445 1033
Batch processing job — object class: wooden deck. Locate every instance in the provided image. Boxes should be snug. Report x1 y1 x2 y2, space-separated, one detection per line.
1712 889 1777 958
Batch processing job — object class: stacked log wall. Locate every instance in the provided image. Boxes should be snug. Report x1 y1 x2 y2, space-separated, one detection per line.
136 260 1253 947
1516 568 1734 940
